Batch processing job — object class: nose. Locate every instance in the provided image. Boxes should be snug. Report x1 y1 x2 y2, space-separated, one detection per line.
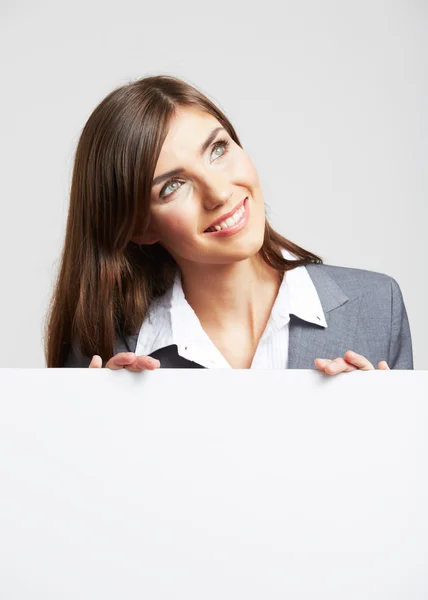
200 172 234 210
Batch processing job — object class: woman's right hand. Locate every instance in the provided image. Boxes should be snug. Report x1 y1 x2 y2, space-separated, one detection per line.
89 352 160 370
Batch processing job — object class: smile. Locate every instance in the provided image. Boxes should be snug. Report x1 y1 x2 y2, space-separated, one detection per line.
203 197 250 238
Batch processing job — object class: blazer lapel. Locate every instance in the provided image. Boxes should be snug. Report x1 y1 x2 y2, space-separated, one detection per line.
149 344 206 368
117 334 206 368
287 264 361 369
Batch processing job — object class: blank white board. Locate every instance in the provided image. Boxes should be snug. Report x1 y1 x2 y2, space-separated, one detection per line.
0 368 427 599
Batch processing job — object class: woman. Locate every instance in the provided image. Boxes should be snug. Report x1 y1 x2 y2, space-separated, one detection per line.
44 75 413 374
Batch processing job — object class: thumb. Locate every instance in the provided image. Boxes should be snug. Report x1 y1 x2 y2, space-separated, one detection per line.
89 355 103 368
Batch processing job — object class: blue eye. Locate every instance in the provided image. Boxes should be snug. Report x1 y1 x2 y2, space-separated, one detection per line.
159 138 231 200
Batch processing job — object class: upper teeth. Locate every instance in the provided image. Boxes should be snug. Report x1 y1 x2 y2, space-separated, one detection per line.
207 204 245 232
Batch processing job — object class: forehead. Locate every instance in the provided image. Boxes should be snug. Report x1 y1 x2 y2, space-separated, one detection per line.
159 107 221 155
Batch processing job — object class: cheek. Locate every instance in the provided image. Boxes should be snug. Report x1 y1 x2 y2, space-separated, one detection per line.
234 151 260 187
155 209 194 237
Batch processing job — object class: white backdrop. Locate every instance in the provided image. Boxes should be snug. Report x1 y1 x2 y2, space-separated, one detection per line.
1 0 426 367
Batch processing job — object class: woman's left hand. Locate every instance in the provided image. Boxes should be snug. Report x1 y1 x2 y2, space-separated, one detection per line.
314 351 390 375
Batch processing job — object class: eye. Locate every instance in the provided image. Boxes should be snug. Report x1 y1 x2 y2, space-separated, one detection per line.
158 138 231 200
211 138 230 159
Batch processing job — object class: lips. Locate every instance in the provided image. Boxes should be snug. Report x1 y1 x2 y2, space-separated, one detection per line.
204 197 247 232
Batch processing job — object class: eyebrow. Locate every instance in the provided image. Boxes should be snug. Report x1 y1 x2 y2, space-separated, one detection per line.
152 126 226 187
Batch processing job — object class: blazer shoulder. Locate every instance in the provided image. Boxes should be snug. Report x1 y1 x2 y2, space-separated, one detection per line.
305 262 399 299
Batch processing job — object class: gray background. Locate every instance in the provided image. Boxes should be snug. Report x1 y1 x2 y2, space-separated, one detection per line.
1 0 426 368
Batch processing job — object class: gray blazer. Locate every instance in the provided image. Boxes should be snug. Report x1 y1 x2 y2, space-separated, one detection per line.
63 263 414 369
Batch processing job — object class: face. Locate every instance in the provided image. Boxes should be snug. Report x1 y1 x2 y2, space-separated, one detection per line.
133 106 266 269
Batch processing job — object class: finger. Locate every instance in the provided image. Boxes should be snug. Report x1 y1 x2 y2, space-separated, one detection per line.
105 353 160 371
314 358 333 370
89 355 103 368
105 352 139 370
378 360 390 370
344 350 374 371
315 357 357 375
130 355 160 371
325 357 358 375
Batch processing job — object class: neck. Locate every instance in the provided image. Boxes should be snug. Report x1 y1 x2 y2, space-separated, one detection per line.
178 253 283 341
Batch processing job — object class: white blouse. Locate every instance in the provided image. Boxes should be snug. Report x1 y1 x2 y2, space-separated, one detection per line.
135 248 328 368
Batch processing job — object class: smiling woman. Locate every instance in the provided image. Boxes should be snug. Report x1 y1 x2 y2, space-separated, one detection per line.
44 75 413 372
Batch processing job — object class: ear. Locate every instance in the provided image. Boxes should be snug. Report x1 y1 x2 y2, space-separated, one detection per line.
130 225 160 246
131 232 159 245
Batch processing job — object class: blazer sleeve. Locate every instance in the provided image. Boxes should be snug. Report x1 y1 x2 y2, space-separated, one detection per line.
62 339 93 368
389 278 414 369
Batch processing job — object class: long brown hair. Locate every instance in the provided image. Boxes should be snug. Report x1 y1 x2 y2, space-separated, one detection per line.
44 75 323 367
